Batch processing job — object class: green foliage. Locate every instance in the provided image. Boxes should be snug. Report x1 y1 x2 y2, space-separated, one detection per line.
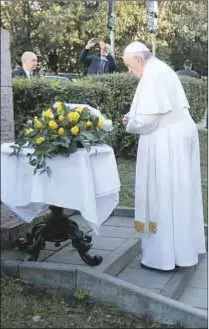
12 74 207 157
12 77 108 136
73 289 89 301
1 0 208 74
159 0 208 73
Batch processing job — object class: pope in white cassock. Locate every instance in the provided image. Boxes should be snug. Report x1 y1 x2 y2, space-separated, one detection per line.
123 41 206 271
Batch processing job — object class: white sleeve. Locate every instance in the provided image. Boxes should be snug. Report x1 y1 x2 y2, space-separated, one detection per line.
126 113 162 135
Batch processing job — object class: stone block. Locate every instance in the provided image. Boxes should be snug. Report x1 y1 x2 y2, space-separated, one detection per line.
104 216 134 228
112 207 134 218
93 225 135 238
117 267 173 291
1 29 14 143
1 29 12 87
19 261 77 291
179 287 208 310
1 86 14 142
102 238 141 276
91 235 126 250
46 245 111 266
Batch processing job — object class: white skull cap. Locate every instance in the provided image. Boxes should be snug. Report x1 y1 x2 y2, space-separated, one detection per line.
124 41 150 55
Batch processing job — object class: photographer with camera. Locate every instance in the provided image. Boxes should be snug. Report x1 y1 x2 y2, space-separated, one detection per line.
79 38 116 75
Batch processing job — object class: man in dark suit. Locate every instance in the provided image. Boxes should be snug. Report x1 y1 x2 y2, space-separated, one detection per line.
79 38 116 75
12 51 38 78
177 60 200 79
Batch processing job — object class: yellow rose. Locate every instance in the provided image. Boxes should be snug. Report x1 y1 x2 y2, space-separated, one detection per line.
56 102 64 113
43 108 54 119
58 127 65 136
35 119 43 129
97 119 104 128
48 120 58 129
58 114 65 122
24 128 34 136
76 105 84 113
36 136 45 145
68 111 80 123
71 126 79 136
85 120 92 128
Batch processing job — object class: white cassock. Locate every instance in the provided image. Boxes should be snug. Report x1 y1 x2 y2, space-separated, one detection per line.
126 57 206 270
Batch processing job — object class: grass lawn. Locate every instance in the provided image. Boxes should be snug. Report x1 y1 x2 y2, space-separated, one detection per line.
117 130 208 223
1 277 180 328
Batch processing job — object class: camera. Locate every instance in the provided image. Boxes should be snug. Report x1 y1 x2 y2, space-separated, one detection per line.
93 37 101 45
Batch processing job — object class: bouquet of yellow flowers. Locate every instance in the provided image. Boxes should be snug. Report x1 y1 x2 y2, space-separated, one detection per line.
11 102 109 176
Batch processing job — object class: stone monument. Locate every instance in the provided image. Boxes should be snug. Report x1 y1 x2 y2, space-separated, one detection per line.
1 29 17 240
1 28 15 143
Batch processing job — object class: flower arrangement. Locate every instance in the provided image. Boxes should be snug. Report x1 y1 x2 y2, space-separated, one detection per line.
11 102 109 176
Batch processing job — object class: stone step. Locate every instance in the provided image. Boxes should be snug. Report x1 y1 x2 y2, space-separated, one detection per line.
117 253 207 306
178 254 208 310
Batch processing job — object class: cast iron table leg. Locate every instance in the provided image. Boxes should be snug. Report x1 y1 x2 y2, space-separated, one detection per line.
16 206 103 266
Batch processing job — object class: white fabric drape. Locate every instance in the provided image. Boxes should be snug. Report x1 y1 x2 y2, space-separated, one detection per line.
1 143 121 235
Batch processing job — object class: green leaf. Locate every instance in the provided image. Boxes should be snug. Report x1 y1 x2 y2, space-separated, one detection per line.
29 159 37 166
46 166 52 177
40 169 47 174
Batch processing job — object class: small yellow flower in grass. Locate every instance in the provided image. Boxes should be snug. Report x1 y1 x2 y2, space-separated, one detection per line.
85 120 92 128
35 119 43 129
58 127 65 136
58 114 65 122
24 128 34 136
48 120 58 129
56 102 64 113
97 119 104 128
68 111 80 123
43 108 54 119
71 126 79 136
76 105 84 113
36 136 45 145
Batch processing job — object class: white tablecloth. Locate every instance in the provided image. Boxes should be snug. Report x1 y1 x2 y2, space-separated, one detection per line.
1 143 121 234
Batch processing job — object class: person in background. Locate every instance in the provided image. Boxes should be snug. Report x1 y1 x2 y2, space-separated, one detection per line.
12 51 38 78
122 41 205 271
177 59 200 79
79 38 116 75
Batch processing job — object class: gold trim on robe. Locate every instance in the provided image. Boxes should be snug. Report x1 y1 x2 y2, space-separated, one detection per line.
135 220 157 234
134 221 145 233
149 221 157 233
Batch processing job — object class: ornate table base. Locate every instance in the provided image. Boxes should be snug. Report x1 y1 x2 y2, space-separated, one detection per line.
16 206 103 266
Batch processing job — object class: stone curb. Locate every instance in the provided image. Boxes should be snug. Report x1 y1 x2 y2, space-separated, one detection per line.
78 268 207 328
111 207 134 218
1 260 207 328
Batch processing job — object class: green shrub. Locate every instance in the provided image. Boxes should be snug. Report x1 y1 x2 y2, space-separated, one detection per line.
12 77 109 137
12 73 207 157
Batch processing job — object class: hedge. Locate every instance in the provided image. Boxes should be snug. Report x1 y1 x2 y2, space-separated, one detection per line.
12 74 207 157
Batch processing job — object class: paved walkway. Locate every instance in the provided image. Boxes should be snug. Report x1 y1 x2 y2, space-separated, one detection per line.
1 214 208 315
179 254 207 310
46 215 208 313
